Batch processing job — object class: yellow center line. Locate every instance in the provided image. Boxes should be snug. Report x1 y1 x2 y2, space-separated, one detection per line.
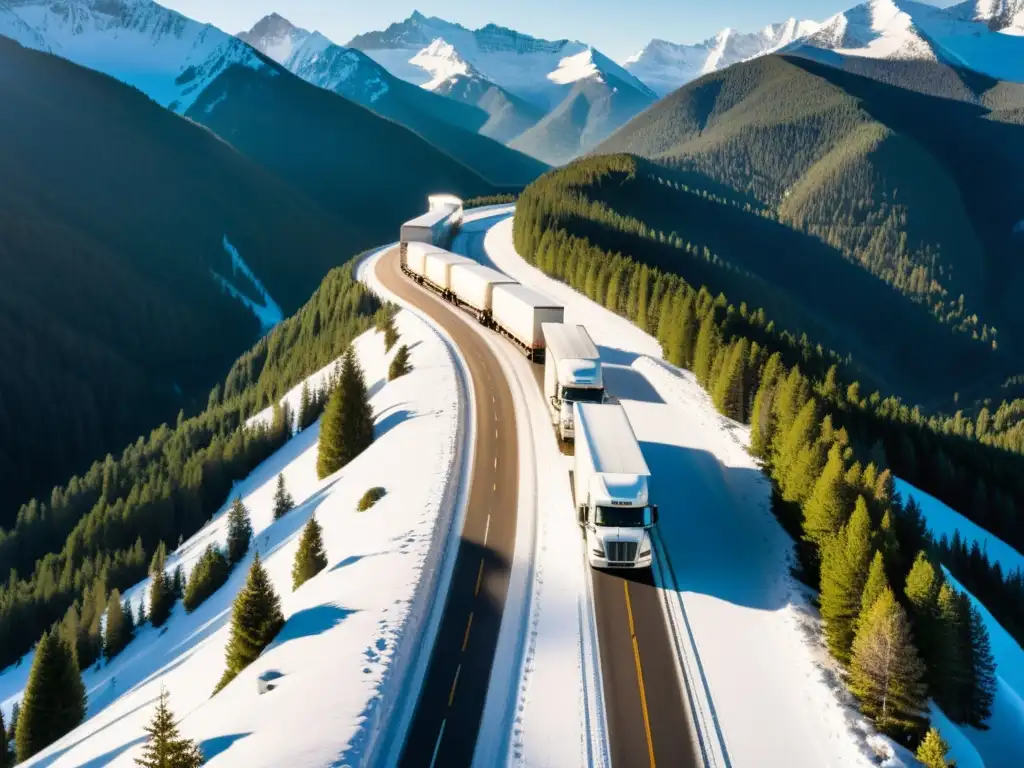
448 663 462 707
624 581 657 768
474 559 485 597
462 612 474 652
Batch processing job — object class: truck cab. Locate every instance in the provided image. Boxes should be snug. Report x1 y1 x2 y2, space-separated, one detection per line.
573 402 658 569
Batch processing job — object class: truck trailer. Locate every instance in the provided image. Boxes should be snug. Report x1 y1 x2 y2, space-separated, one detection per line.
573 402 658 569
542 323 604 441
449 262 517 321
401 241 445 281
491 283 565 361
400 207 457 248
423 251 474 298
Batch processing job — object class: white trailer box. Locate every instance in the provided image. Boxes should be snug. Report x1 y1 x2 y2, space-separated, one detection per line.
491 283 564 360
542 323 604 441
423 251 474 294
402 241 444 278
573 402 657 569
449 263 517 315
401 208 454 247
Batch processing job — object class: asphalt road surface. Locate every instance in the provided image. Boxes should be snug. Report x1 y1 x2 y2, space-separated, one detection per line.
376 248 520 768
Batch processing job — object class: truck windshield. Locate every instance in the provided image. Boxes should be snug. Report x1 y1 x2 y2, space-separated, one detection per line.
562 387 604 404
595 505 647 528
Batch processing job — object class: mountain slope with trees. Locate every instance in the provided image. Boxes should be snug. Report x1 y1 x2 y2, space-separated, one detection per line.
0 36 379 520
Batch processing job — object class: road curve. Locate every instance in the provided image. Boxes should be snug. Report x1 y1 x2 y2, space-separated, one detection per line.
375 248 520 768
457 215 701 768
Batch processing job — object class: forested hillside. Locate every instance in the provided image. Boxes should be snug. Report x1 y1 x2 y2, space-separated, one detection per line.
0 254 381 671
0 37 374 519
596 54 1024 400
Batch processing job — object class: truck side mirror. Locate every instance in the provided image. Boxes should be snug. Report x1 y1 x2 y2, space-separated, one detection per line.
651 505 659 526
577 504 587 527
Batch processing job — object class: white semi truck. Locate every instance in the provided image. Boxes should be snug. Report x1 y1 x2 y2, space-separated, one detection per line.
449 262 517 323
542 323 604 441
573 402 658 569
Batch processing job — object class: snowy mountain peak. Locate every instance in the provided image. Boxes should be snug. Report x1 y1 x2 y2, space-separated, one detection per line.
0 0 268 111
238 12 310 63
410 37 480 90
966 0 1024 30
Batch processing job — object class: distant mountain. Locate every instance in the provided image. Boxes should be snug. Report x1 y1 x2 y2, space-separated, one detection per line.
347 11 656 163
789 0 1024 83
0 0 499 241
238 14 547 185
624 19 822 97
0 35 364 518
596 54 1024 404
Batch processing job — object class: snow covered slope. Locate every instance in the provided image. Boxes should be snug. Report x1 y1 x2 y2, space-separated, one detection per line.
625 19 822 97
0 0 268 111
792 0 1024 83
477 214 882 767
347 11 655 160
0 309 465 767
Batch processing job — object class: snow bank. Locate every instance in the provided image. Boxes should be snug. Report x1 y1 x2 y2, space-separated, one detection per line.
937 572 1024 767
6 305 463 767
896 478 1024 578
480 213 875 767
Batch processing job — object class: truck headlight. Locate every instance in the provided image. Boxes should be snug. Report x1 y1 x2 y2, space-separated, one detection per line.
638 548 651 559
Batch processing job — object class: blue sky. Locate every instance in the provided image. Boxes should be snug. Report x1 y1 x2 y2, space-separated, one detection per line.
163 0 953 62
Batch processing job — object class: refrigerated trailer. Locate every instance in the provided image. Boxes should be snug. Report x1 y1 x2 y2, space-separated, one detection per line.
423 251 474 298
449 262 517 322
491 283 564 361
573 402 658 569
401 241 444 283
542 323 604 441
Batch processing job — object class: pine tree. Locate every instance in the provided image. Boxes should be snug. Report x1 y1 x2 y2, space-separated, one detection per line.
712 339 748 421
803 442 849 546
820 497 872 664
850 588 927 736
184 545 231 613
135 687 204 768
172 565 185 599
148 542 174 628
962 596 996 727
904 551 942 677
273 474 295 521
382 313 399 353
292 515 329 590
137 595 147 627
934 582 969 720
915 727 953 768
216 553 285 693
297 380 314 431
7 703 17 744
16 630 86 762
692 312 720 387
104 588 132 660
388 344 412 381
0 708 10 768
226 497 253 565
317 347 374 479
859 552 889 630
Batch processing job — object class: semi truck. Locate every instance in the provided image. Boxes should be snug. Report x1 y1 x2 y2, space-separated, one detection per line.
401 241 444 282
449 262 517 323
423 251 474 299
491 283 564 361
542 323 604 441
573 402 658 569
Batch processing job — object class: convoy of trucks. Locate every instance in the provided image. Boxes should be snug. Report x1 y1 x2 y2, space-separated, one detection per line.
541 323 604 441
399 202 659 569
573 402 658 569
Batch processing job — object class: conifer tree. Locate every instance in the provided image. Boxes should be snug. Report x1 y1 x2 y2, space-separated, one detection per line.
712 339 748 421
803 442 849 546
820 497 872 663
216 553 284 693
172 565 185 599
273 474 295 520
148 542 174 628
137 595 147 627
104 588 132 660
692 312 720 387
226 497 253 565
183 545 231 613
292 515 329 590
850 588 927 735
7 703 17 744
0 708 9 768
388 344 412 381
135 687 204 768
904 551 942 676
915 727 953 768
749 355 783 458
317 347 374 479
297 380 314 431
382 313 399 353
859 552 889 630
877 509 902 581
16 630 86 762
934 582 969 720
961 596 996 727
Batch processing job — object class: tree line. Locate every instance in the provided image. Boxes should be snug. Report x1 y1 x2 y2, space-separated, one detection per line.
0 263 380 671
513 163 1020 749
